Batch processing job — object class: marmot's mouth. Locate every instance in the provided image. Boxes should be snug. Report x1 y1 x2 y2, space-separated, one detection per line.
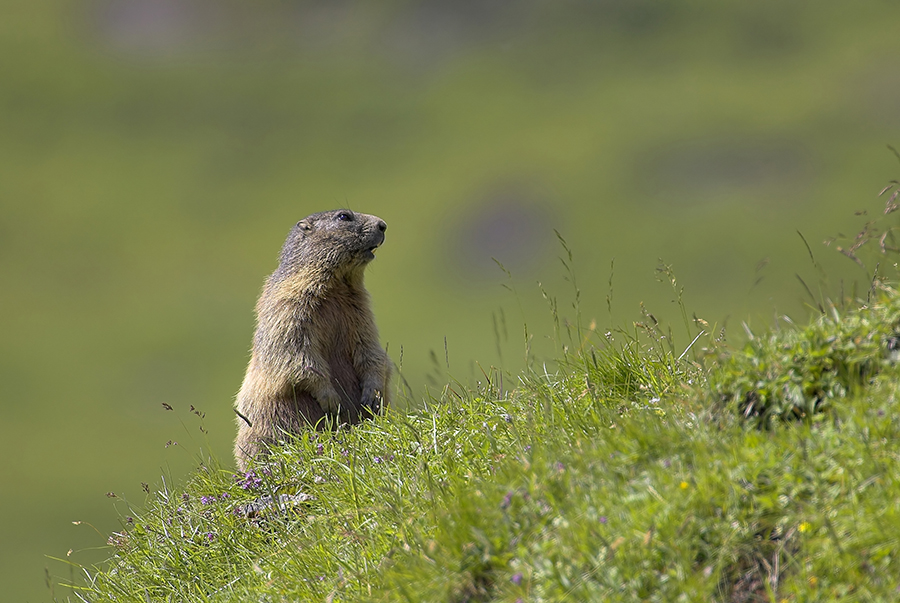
363 231 385 261
363 244 380 260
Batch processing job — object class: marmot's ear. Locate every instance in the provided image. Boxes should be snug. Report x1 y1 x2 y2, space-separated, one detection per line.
296 219 312 234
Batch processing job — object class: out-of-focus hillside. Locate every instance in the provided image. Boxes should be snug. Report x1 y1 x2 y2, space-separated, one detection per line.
2 2 900 601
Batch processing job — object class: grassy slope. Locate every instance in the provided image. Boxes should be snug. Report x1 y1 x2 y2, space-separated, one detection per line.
57 279 900 602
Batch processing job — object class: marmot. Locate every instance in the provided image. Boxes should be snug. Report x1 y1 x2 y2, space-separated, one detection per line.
234 209 391 470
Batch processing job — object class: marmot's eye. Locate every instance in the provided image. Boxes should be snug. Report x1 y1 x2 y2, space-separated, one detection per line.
335 211 353 222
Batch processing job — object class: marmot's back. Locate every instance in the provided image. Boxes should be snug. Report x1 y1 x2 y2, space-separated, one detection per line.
234 210 391 469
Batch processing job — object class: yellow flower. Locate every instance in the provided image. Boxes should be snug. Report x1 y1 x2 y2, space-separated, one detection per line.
798 522 811 533
679 481 689 490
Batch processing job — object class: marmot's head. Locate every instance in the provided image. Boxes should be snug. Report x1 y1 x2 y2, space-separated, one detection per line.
274 209 387 280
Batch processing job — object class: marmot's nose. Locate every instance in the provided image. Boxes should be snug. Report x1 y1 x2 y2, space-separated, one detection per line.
377 220 387 232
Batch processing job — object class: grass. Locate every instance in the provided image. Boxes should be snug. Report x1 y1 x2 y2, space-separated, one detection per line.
51 265 900 602
712 289 900 428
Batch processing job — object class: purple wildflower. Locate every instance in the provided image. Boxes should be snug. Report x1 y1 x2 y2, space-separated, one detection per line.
200 495 214 505
511 573 523 586
316 443 324 455
374 456 383 464
239 471 263 490
501 491 514 510
599 516 608 524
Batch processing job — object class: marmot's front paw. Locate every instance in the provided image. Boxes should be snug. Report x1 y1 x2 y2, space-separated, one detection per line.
360 387 384 415
316 389 343 414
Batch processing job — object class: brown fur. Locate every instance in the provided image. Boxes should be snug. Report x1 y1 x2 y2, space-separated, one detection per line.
234 209 391 470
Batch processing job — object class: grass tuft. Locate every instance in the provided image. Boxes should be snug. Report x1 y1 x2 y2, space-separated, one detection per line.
712 284 900 428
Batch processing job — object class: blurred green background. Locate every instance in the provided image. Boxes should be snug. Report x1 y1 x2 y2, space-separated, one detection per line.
3 1 900 600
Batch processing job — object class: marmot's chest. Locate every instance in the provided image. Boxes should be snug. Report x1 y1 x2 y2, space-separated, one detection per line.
312 290 369 346
313 290 371 403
